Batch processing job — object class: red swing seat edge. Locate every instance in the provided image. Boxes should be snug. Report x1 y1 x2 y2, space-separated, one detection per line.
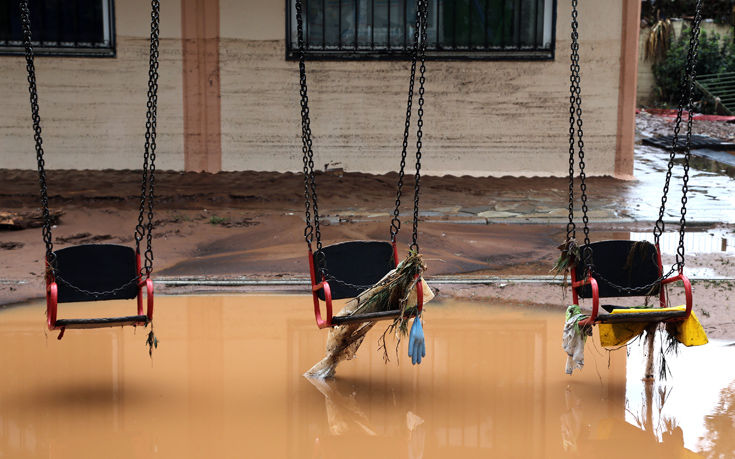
572 241 692 326
46 250 154 334
308 241 423 329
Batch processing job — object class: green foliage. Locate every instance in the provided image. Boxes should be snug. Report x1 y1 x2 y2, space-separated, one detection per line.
642 0 735 25
652 27 735 109
209 215 228 225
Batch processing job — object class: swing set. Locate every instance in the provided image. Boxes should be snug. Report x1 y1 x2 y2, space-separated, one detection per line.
20 0 160 339
564 0 703 327
294 0 429 329
16 0 708 349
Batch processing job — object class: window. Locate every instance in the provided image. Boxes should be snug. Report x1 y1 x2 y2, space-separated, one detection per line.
286 0 556 60
0 0 115 57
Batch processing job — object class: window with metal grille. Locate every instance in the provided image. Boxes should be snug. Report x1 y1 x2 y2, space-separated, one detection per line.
286 0 556 60
0 0 115 57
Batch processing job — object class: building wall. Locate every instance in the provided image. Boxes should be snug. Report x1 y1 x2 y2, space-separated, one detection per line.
0 0 185 170
218 0 624 177
0 0 629 177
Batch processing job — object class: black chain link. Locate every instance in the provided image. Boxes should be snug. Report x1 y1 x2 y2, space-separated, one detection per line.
21 0 160 287
296 0 427 274
410 0 428 252
19 0 54 270
295 0 325 277
141 0 160 277
390 3 421 243
567 0 591 268
566 0 703 294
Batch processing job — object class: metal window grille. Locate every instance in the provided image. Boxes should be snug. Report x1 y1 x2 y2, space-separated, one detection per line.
286 0 556 60
0 0 115 57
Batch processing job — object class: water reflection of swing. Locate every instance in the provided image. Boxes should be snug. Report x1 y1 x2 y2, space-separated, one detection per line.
289 315 556 457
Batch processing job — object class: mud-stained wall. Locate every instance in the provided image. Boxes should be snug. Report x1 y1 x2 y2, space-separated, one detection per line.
0 0 626 176
0 0 184 170
218 0 624 177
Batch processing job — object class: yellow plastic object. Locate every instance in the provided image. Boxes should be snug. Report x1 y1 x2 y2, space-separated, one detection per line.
599 321 647 347
667 310 708 347
598 305 708 348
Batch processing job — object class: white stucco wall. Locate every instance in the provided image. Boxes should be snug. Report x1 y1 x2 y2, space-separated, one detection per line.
0 0 184 170
0 0 625 176
218 0 623 177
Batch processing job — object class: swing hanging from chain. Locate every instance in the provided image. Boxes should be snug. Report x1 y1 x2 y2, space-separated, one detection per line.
564 0 702 326
20 0 160 339
295 0 429 329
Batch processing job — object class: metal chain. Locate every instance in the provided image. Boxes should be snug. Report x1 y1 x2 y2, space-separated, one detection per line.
296 0 427 273
142 0 160 277
410 0 428 252
21 0 160 289
19 0 55 269
566 0 578 242
295 0 325 276
390 3 421 243
295 0 313 249
674 2 702 272
568 0 591 268
567 0 703 292
56 276 141 299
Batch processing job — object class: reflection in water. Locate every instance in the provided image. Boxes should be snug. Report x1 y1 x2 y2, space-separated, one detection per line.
0 296 730 457
700 382 735 457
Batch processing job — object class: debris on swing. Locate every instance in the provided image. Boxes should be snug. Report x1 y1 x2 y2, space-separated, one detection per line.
557 0 708 376
306 253 434 379
293 0 432 378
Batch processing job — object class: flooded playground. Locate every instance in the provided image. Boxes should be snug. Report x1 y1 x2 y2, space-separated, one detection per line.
0 295 732 458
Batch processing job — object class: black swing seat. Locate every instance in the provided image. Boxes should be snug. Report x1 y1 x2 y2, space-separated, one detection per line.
574 240 661 299
46 244 153 335
54 244 140 303
55 315 150 329
572 240 692 324
594 305 688 324
313 241 396 301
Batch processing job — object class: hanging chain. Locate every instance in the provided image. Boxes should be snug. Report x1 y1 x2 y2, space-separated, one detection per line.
297 0 427 272
410 0 428 252
566 0 579 242
295 0 313 249
22 0 160 286
143 0 160 277
652 0 702 274
20 0 55 270
573 0 703 294
390 2 421 244
568 0 591 269
295 0 325 276
674 1 702 273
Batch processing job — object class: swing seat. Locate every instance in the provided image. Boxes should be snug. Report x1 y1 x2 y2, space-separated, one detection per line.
308 240 423 328
571 240 692 325
595 305 688 324
46 244 154 337
313 241 397 300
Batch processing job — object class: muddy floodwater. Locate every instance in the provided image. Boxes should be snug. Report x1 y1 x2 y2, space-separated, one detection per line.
0 296 733 458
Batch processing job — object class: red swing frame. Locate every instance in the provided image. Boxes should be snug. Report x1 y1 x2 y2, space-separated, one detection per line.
574 243 692 327
45 250 154 338
308 241 424 329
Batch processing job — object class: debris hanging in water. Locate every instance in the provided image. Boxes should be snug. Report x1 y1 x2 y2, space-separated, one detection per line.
305 253 434 378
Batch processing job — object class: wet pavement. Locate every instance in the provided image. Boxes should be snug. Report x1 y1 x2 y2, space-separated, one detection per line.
1 295 733 458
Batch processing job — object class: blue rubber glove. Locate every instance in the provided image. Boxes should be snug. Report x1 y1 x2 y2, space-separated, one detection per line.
408 317 426 365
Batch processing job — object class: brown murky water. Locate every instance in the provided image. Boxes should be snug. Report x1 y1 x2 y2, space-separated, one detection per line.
0 296 731 458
